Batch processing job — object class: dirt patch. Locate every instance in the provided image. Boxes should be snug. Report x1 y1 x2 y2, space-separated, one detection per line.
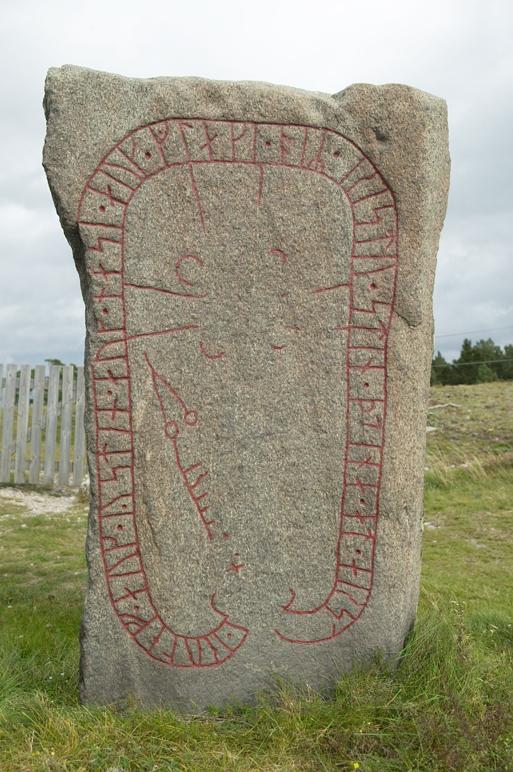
0 487 76 516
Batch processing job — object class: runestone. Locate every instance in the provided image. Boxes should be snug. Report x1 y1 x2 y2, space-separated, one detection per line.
43 66 449 710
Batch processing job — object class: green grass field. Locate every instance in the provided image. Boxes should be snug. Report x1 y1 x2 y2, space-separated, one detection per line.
1 382 512 770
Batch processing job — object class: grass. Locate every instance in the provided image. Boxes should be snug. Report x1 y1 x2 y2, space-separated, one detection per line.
426 381 513 463
0 382 512 770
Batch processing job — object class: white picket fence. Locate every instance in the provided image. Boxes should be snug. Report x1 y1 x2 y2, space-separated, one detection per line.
0 364 86 487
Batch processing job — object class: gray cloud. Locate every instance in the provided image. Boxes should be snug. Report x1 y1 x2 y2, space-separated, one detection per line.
1 0 512 364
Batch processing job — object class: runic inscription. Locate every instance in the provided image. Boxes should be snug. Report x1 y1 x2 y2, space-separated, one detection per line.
78 118 398 667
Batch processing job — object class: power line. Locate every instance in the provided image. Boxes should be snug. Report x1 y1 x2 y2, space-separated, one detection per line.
435 325 513 338
432 357 513 368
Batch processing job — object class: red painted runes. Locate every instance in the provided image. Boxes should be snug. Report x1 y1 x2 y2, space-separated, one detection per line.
78 117 398 662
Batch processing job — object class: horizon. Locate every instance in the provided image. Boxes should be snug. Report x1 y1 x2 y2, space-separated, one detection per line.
1 0 512 365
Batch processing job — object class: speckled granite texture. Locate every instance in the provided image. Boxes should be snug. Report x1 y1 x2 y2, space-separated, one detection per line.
43 66 449 711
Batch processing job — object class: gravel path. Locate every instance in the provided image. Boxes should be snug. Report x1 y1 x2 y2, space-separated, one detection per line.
0 487 77 515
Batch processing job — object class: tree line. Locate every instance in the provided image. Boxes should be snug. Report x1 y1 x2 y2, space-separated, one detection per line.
40 348 513 388
431 338 513 385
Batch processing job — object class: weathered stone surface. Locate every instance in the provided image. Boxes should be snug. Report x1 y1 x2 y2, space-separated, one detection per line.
43 65 449 711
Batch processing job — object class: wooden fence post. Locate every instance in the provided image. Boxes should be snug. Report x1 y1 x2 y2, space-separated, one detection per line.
43 365 61 486
0 364 18 483
73 366 86 486
29 365 46 484
14 365 31 484
58 365 74 486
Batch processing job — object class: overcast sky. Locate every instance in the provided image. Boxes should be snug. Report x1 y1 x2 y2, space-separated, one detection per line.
0 0 512 364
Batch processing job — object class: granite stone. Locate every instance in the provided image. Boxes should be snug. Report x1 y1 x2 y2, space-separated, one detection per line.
43 66 450 711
